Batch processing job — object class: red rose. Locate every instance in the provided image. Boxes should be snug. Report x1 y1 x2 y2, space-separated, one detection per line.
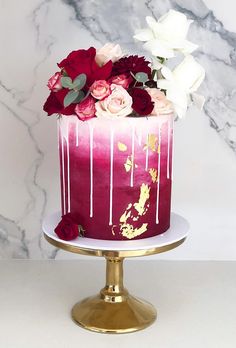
43 89 75 116
109 74 130 89
58 47 112 87
89 80 111 100
54 213 80 241
75 96 96 121
130 88 154 116
47 72 62 92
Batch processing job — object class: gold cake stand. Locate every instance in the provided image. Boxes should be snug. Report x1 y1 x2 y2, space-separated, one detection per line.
43 212 189 334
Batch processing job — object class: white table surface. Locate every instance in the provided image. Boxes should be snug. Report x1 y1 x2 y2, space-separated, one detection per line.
0 260 235 348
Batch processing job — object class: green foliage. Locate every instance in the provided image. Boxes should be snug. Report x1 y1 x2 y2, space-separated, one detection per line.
64 90 79 107
134 72 149 83
72 91 85 104
61 73 87 91
61 76 73 89
73 73 86 90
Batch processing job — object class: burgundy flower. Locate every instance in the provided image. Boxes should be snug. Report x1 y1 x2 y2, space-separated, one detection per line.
112 55 151 79
43 89 75 116
58 47 112 87
130 88 154 116
54 213 80 241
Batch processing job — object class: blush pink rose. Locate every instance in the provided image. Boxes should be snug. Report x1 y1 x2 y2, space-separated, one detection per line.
109 74 130 89
47 72 62 92
95 84 133 118
95 43 123 66
146 88 173 115
89 80 111 100
75 96 96 121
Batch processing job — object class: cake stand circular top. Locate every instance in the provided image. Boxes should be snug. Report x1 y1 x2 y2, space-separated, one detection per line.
42 212 189 258
42 212 189 257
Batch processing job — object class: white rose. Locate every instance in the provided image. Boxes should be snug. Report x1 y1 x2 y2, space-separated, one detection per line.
95 43 124 66
157 55 205 118
95 84 133 118
133 9 198 58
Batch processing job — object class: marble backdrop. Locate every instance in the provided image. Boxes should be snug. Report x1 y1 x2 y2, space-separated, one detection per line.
0 0 236 259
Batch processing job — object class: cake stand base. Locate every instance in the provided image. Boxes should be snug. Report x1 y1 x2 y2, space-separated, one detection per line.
72 294 156 334
71 257 156 334
43 212 189 334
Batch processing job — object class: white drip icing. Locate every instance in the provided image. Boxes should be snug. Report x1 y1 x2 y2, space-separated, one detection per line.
171 117 174 180
167 119 171 179
57 119 60 150
131 125 135 187
89 123 93 218
60 129 66 215
76 120 79 147
156 124 162 224
138 129 142 146
145 133 149 171
66 123 71 213
109 128 114 225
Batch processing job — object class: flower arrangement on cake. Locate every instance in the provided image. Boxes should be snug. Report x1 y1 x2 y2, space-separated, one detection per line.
44 10 205 241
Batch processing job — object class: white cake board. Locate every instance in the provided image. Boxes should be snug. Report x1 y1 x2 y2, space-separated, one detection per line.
43 212 189 256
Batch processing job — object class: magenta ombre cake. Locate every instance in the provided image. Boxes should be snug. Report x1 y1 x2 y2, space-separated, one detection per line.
58 113 173 240
43 10 205 242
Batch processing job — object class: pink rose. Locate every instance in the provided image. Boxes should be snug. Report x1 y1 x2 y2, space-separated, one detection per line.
109 74 130 89
47 72 62 92
95 43 123 66
89 80 111 100
146 88 173 115
95 84 133 118
75 96 96 121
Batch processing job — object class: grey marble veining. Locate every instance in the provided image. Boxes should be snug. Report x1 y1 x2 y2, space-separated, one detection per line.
0 0 235 259
63 0 236 150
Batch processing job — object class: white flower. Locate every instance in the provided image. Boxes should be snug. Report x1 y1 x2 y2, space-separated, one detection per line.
95 84 133 118
95 43 124 66
157 55 205 118
133 10 198 59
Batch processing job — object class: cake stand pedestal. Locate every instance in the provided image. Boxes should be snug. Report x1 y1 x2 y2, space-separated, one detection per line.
43 212 189 334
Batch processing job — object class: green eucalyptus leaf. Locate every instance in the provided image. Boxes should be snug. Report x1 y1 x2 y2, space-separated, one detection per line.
61 76 73 89
64 90 79 107
72 90 85 104
61 69 68 77
135 72 149 83
72 73 87 90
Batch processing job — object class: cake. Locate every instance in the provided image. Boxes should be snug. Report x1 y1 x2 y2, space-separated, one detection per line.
58 112 173 240
43 10 205 241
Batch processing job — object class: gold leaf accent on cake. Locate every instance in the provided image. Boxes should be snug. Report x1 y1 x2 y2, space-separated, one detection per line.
120 209 131 223
143 134 158 152
118 183 150 239
127 203 132 210
124 155 133 172
117 142 127 152
134 184 150 216
120 223 148 239
149 168 158 183
111 225 117 236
